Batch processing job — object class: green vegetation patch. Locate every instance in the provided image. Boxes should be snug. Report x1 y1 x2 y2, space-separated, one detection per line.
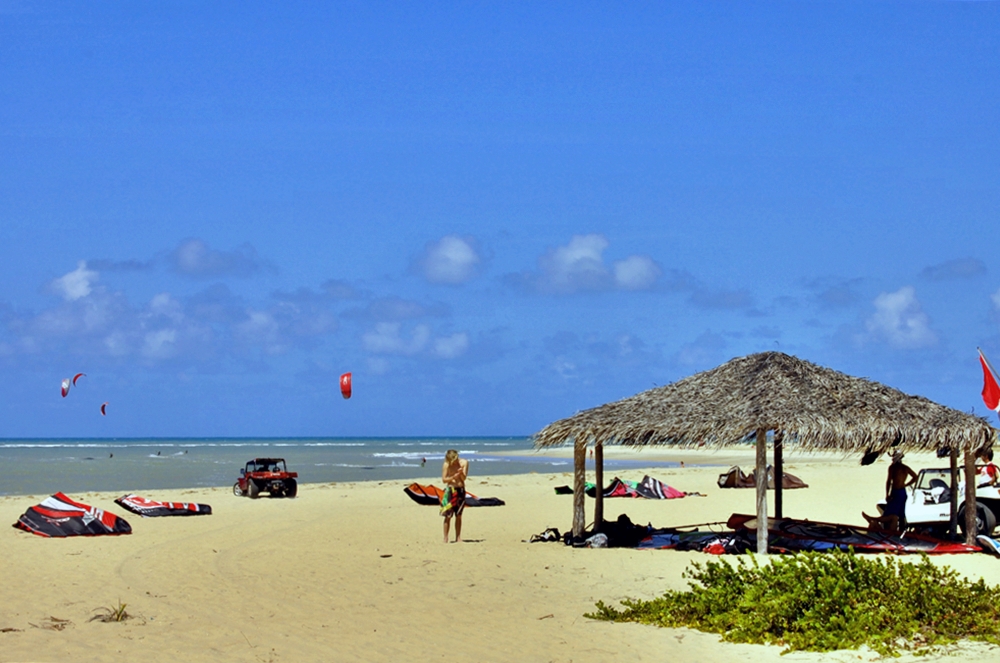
587 549 1000 655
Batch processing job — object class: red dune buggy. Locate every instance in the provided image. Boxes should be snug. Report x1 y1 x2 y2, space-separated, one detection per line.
233 458 298 498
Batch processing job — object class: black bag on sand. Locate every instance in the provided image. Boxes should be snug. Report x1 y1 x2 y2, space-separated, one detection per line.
528 527 561 543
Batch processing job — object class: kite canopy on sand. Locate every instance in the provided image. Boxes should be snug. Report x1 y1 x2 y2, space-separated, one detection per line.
402 483 505 507
115 494 212 517
340 372 352 399
13 493 132 537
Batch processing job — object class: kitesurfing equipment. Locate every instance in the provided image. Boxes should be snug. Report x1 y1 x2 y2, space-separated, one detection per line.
114 494 212 517
13 493 131 537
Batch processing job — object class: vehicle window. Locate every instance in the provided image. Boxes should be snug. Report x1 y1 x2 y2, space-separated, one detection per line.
916 470 950 490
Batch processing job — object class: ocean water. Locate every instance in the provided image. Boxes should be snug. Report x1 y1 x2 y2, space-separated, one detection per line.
0 437 681 496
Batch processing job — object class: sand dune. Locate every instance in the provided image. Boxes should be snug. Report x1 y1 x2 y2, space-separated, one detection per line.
3 449 1000 662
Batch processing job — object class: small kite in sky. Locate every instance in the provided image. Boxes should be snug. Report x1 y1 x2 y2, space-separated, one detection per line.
101 402 108 416
340 372 352 399
61 378 71 398
72 372 86 386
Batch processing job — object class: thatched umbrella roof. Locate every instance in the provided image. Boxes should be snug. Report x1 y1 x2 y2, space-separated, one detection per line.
534 351 997 454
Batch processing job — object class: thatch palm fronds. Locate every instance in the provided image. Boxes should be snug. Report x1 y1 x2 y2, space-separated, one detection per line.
533 352 996 455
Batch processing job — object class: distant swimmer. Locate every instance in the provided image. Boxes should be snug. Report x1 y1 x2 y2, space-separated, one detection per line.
109 453 113 458
157 451 161 456
421 457 426 467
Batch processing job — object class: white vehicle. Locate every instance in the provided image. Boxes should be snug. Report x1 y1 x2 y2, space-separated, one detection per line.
879 467 999 537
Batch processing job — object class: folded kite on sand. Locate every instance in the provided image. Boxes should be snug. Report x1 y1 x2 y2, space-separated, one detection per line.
13 492 132 538
717 465 808 489
114 494 212 517
554 475 694 499
403 483 505 507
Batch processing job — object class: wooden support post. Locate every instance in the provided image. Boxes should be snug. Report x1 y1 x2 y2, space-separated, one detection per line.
572 440 587 539
949 446 959 539
755 428 768 555
594 443 604 530
965 449 978 546
774 431 784 520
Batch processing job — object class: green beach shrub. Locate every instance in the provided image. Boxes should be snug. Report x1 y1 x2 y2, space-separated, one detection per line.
586 549 1000 655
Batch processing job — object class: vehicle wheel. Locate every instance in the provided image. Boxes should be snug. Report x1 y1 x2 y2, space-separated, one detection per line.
247 480 260 499
233 482 244 497
285 479 297 498
959 503 996 537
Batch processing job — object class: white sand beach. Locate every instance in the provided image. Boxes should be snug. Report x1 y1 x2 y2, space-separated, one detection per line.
3 449 1000 663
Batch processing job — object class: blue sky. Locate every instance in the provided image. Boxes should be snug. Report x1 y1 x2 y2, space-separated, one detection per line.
2 2 1000 437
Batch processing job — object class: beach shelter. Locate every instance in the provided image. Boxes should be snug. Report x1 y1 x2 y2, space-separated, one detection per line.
533 351 998 550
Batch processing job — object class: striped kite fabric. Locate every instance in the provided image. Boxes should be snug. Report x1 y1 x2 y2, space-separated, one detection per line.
13 492 132 537
115 494 213 517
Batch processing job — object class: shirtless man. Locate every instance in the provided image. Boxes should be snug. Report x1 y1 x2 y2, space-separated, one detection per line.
863 450 917 532
440 449 469 543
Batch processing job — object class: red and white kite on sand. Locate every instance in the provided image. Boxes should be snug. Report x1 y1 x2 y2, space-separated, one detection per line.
979 348 1000 415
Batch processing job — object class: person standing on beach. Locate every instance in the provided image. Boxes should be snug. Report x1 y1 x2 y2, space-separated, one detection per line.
440 449 468 543
863 450 916 532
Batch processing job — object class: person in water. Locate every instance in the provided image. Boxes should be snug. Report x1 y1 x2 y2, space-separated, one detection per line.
440 449 469 543
863 450 917 533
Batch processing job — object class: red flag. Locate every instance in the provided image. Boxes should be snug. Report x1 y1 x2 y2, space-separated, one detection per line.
979 348 1000 412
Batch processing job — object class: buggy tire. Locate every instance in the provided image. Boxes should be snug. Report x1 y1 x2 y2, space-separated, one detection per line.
233 482 244 497
247 480 260 499
285 478 297 498
959 503 996 537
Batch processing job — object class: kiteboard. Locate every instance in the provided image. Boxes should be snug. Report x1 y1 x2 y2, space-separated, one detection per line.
977 535 1000 556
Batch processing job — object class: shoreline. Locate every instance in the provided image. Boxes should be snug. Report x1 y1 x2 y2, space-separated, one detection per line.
4 450 1000 663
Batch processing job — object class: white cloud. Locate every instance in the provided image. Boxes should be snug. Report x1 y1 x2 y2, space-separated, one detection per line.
541 234 609 293
532 235 661 294
170 238 270 278
362 324 468 359
235 309 292 355
416 235 481 285
51 261 98 301
362 323 431 355
148 293 184 322
104 332 130 357
865 286 937 349
238 310 278 339
613 255 661 290
433 332 469 359
142 329 178 359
